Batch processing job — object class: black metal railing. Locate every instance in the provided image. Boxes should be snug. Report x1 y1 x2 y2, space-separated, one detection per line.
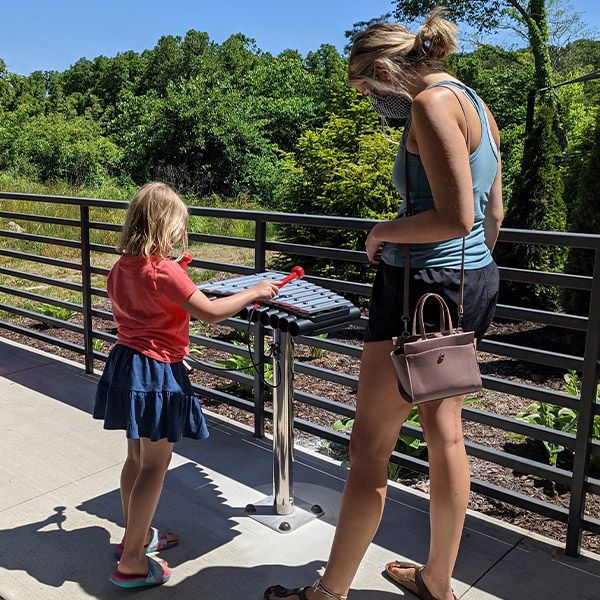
1 190 599 556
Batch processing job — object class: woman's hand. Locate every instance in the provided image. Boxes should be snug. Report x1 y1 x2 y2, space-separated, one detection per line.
251 280 280 301
365 226 384 263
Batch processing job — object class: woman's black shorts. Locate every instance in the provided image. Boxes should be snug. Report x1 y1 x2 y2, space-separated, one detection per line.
364 261 499 343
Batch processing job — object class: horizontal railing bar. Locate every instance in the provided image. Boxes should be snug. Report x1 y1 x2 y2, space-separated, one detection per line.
466 439 572 486
192 384 255 413
0 320 84 354
90 266 110 276
304 274 372 297
92 330 116 344
0 211 81 228
0 192 128 210
479 340 583 371
89 221 121 232
189 260 255 276
90 287 109 299
188 233 255 248
582 515 600 535
0 229 81 249
189 335 250 358
0 248 82 271
294 390 355 419
462 407 578 449
266 241 369 264
296 335 363 358
498 228 600 249
295 362 358 388
0 304 84 333
185 357 255 386
0 286 82 313
498 267 592 290
481 375 581 411
0 267 83 293
91 307 113 321
89 243 119 255
494 304 588 331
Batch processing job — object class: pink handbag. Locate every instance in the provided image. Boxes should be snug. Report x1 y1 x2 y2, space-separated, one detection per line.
389 84 481 404
390 292 481 404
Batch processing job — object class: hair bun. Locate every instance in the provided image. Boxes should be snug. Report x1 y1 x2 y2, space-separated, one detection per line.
413 7 458 61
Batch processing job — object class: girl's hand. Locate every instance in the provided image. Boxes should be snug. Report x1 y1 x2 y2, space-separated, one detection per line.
365 228 384 263
251 280 280 301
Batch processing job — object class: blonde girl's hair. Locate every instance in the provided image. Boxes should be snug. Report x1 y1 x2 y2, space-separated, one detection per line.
348 7 459 96
118 182 189 259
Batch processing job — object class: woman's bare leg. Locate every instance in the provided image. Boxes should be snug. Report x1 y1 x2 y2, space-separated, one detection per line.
389 396 468 600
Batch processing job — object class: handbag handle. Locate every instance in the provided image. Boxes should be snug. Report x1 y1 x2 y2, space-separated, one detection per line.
412 293 454 338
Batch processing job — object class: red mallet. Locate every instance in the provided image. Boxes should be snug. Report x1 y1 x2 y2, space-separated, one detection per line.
253 266 305 309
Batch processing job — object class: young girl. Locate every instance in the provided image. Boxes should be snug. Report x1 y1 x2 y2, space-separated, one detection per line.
93 182 278 589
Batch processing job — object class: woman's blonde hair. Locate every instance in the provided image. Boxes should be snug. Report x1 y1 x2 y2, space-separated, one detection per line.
348 7 458 96
118 182 189 259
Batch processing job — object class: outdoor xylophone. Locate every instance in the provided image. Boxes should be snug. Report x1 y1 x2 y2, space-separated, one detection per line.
198 270 361 336
195 269 361 532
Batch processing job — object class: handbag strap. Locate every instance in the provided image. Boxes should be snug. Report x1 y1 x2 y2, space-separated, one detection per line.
401 83 471 335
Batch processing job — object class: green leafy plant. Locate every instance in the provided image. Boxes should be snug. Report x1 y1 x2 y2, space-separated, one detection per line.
91 338 104 352
510 370 600 468
308 333 328 359
37 303 76 322
207 342 273 395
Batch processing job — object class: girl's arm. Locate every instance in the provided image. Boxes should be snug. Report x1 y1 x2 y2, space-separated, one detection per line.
182 280 279 324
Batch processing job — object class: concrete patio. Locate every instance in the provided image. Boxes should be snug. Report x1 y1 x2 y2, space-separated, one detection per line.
1 336 599 600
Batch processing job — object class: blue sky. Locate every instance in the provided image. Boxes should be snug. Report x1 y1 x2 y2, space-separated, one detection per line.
1 0 599 75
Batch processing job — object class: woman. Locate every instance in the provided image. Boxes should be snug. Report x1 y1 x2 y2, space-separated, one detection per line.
265 7 503 600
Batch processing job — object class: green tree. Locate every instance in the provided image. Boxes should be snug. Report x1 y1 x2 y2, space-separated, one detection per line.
563 109 600 315
393 1 555 90
501 104 567 308
273 96 399 281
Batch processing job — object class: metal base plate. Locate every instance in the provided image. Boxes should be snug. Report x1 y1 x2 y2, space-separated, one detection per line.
244 496 325 533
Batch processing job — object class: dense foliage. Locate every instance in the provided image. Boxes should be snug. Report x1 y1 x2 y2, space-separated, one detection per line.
0 24 599 288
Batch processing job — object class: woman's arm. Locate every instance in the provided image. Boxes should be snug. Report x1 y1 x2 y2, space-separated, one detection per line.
367 87 475 258
483 107 503 251
484 154 503 251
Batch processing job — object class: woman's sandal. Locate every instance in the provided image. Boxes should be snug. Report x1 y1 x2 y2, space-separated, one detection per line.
114 526 179 558
384 561 457 600
110 556 171 589
264 578 348 600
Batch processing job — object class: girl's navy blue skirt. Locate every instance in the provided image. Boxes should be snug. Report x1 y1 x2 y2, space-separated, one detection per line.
93 344 209 443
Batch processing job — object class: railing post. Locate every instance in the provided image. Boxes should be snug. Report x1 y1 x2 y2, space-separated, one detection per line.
80 205 94 374
253 219 267 438
566 247 600 556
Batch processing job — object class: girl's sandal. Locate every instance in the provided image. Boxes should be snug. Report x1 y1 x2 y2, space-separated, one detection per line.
264 578 348 600
114 526 179 558
384 561 457 600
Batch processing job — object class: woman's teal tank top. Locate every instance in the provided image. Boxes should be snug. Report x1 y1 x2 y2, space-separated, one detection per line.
380 80 498 270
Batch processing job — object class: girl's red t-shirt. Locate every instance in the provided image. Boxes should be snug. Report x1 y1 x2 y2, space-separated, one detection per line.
108 255 197 363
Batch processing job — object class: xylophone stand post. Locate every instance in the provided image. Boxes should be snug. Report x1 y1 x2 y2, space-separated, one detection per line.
245 328 325 532
272 328 294 515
